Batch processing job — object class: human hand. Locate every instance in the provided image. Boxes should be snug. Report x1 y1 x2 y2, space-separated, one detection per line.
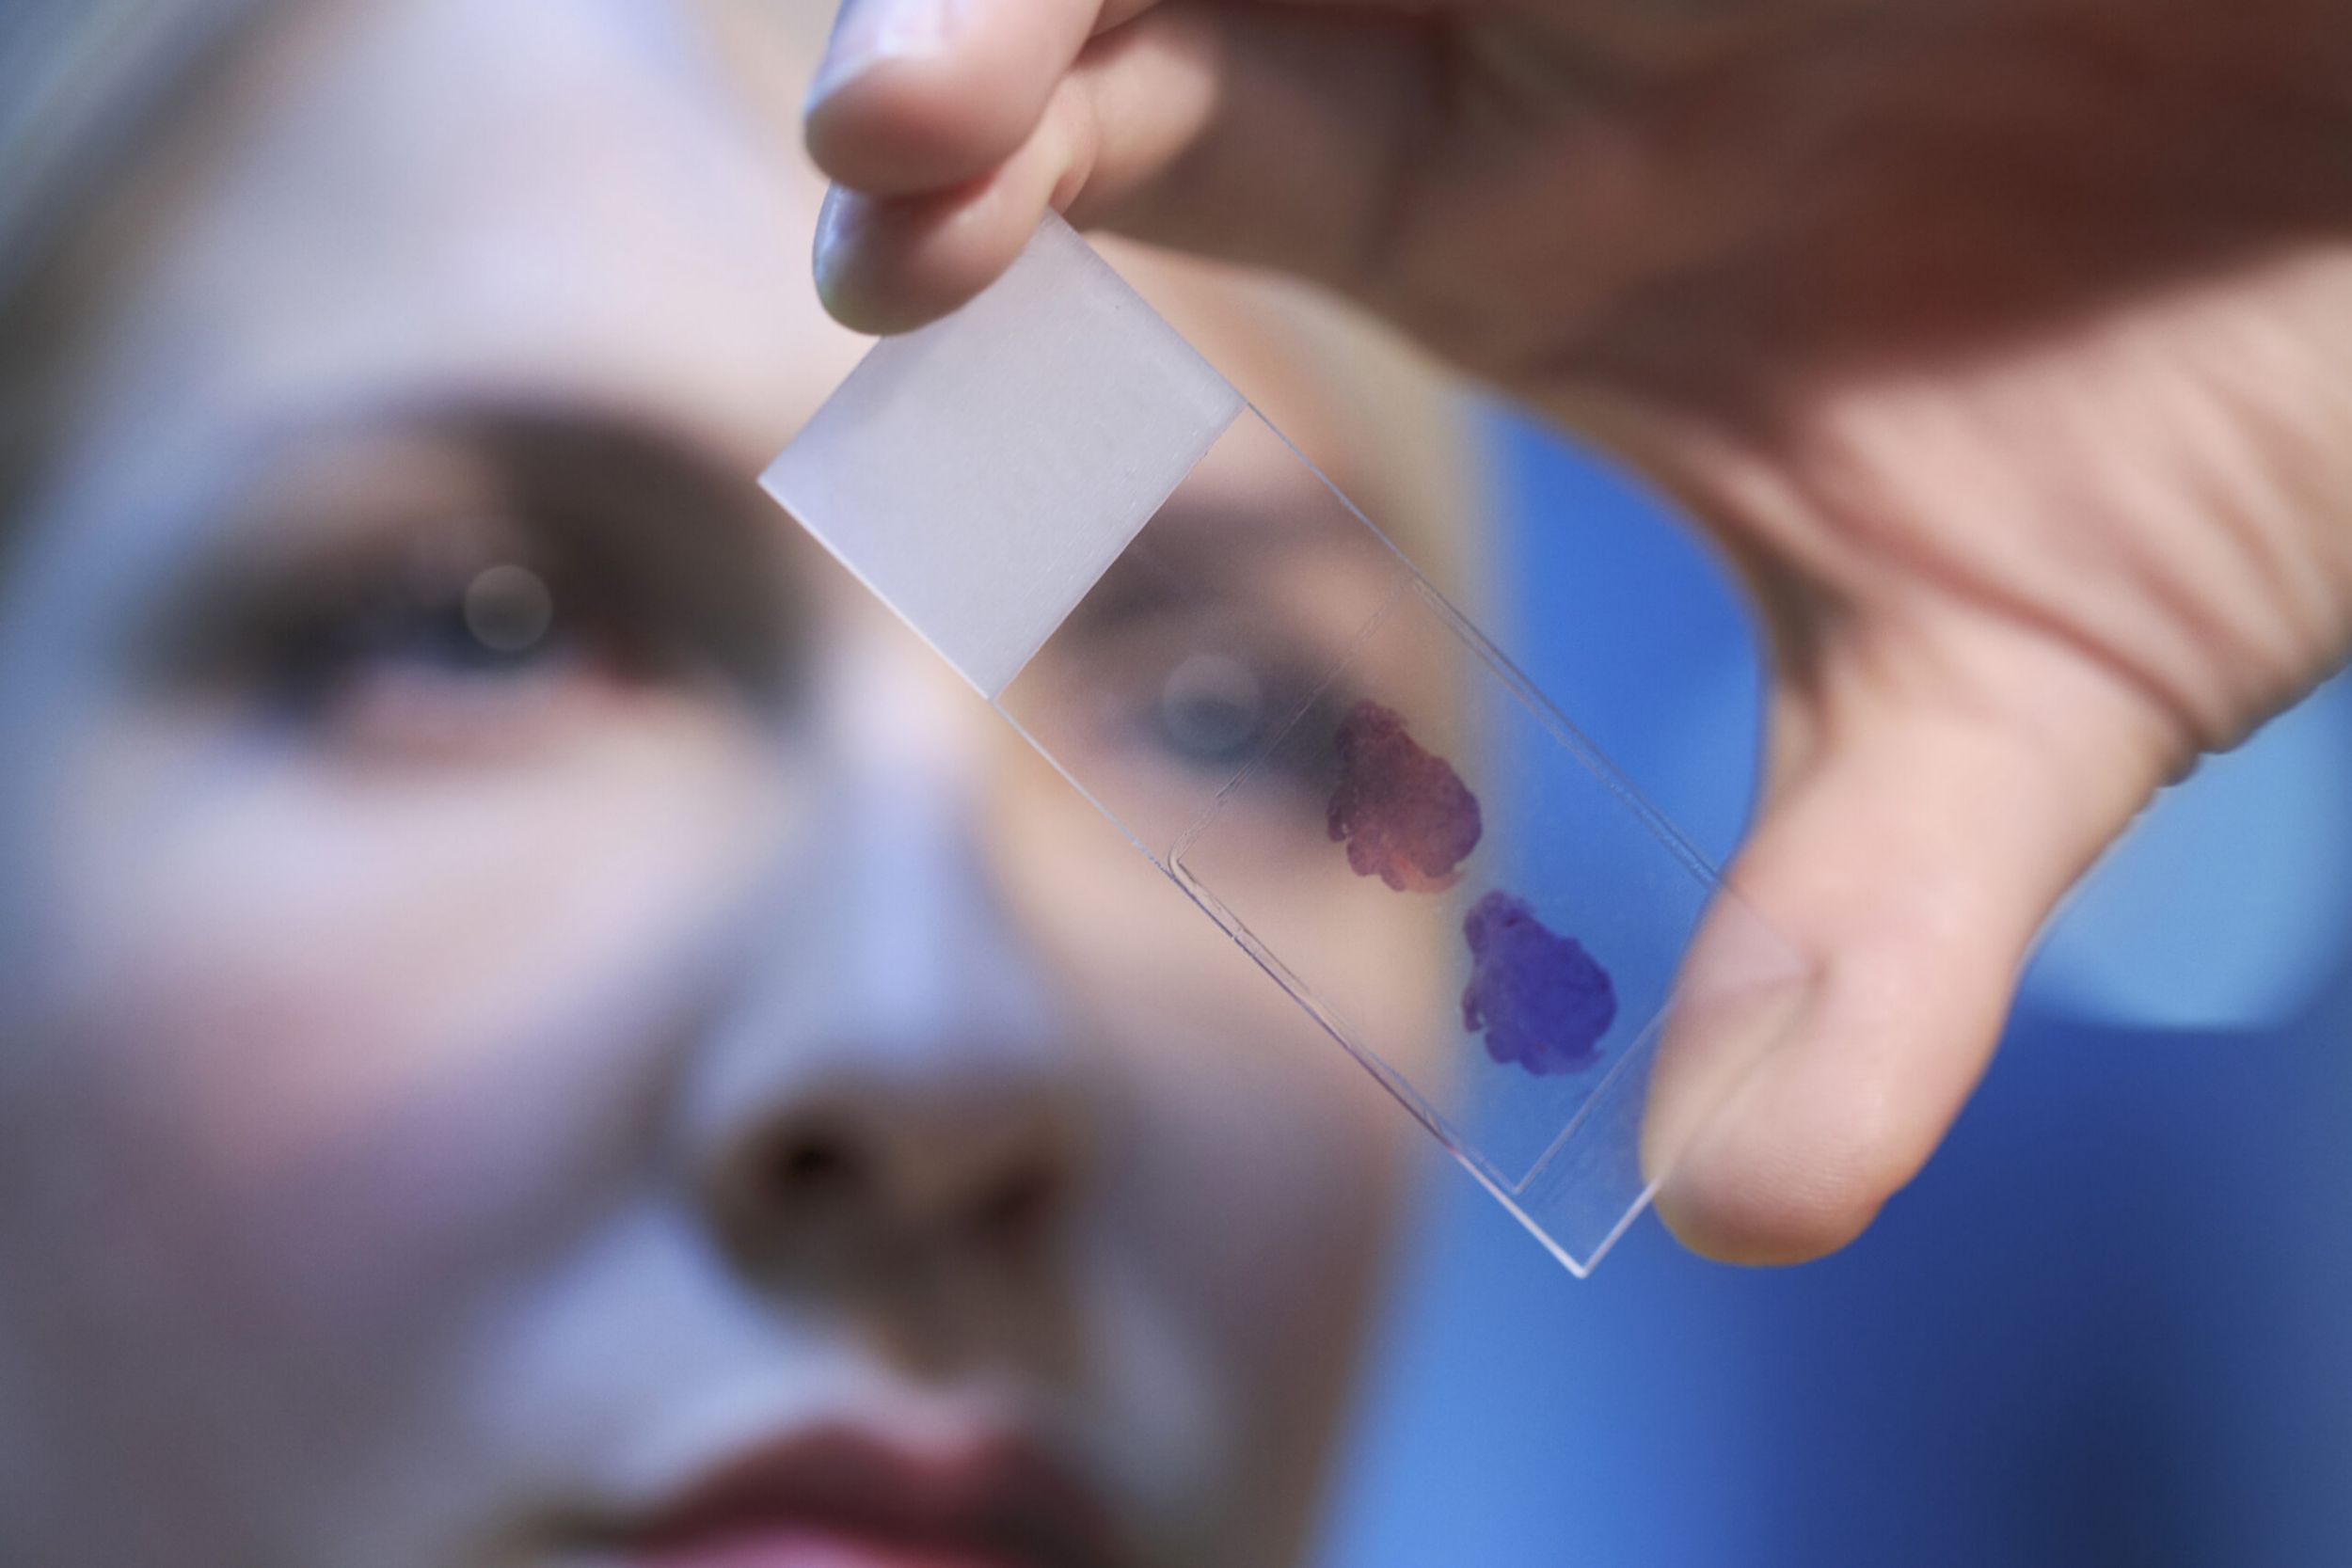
801 0 2352 1262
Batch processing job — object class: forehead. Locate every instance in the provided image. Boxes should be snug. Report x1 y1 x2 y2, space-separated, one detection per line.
77 0 860 468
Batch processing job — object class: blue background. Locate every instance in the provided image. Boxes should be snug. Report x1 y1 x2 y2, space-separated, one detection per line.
1319 411 2352 1568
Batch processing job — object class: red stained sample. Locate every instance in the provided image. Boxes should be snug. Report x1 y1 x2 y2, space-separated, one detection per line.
1326 700 1483 892
1460 891 1616 1075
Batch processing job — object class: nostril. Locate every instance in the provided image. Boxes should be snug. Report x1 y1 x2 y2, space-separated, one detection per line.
963 1159 1065 1253
764 1124 870 1211
721 1112 1076 1268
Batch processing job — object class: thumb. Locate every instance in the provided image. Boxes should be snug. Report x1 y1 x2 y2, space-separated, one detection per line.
1645 641 2178 1265
805 0 1435 333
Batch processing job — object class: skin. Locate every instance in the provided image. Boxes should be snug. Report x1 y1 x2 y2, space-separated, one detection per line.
803 0 2352 1261
0 1 1474 1562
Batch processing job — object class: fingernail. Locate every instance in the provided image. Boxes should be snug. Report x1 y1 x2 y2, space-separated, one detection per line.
813 185 891 326
807 0 958 109
812 185 861 303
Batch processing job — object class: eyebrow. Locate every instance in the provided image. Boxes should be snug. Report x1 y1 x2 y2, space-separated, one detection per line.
396 397 773 538
437 398 787 581
144 393 774 554
1062 476 1406 626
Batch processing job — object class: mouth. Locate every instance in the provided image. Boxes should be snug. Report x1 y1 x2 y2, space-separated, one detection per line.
612 1424 1126 1568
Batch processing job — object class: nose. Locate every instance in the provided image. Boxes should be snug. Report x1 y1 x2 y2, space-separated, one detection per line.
678 639 1089 1283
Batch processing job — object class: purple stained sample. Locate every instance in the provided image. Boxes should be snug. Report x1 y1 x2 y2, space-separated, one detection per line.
1326 700 1483 893
1461 891 1617 1075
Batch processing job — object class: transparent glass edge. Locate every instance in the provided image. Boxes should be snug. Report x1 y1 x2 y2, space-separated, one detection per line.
768 232 1819 1276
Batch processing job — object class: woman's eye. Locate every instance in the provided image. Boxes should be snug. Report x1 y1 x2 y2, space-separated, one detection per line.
1154 651 1272 769
1149 648 1348 789
455 563 557 659
292 562 567 690
246 555 649 757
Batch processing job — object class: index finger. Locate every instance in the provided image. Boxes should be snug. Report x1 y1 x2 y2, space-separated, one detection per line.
804 0 1139 195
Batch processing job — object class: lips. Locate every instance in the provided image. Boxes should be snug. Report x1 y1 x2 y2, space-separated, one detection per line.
641 1532 1014 1568
619 1426 1123 1568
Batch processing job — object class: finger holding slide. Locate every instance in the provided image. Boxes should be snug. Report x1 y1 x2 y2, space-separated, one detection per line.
804 0 1438 333
803 0 1114 195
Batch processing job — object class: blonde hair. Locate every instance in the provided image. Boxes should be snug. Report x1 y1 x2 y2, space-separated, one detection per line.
0 3 255 294
0 0 274 535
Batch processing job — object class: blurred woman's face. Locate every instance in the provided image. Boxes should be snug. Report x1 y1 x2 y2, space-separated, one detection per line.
0 3 1454 1567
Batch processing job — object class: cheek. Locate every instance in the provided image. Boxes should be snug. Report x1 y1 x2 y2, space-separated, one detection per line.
32 699 787 1334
